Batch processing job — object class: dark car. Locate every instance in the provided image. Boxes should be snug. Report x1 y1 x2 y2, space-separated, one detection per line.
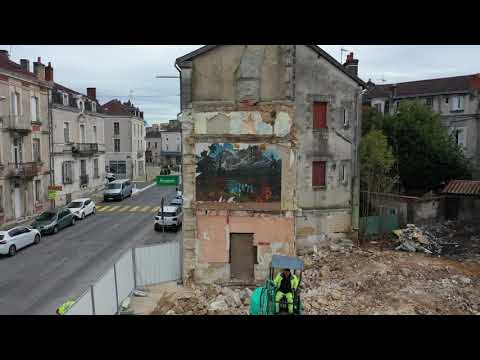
32 208 76 235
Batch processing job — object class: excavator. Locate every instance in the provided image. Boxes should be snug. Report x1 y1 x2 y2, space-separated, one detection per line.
249 255 304 315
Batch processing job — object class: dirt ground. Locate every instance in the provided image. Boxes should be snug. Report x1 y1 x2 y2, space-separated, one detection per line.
143 220 480 315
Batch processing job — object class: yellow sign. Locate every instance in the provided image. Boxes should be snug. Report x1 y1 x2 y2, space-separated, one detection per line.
48 190 59 200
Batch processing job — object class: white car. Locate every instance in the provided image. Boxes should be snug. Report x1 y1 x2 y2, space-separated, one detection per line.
154 206 183 232
0 226 41 257
66 198 96 220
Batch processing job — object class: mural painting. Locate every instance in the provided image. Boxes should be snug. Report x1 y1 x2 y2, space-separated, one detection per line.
195 143 282 202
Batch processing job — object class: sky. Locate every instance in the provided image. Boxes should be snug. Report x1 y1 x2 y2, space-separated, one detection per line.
1 45 479 125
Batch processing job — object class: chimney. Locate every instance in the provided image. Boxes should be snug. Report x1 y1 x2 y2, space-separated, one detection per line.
33 57 46 81
20 59 30 72
45 62 54 82
0 50 8 61
343 52 359 77
87 87 96 100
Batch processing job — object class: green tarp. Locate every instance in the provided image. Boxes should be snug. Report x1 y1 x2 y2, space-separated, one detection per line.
360 215 399 235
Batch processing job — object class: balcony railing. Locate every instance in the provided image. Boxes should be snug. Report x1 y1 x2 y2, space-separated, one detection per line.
7 162 39 178
80 174 89 186
72 143 99 156
3 115 31 133
137 151 144 158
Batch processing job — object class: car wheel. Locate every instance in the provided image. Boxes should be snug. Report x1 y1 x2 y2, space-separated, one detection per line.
81 212 86 220
154 224 160 232
53 226 58 234
8 245 16 257
34 234 40 244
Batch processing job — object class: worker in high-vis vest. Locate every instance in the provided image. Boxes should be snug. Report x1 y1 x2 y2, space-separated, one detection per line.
56 300 75 315
273 268 299 314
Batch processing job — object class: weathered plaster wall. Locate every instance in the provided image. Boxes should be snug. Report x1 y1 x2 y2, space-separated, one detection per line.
294 45 363 250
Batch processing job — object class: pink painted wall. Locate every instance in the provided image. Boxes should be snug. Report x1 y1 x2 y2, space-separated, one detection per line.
197 214 295 263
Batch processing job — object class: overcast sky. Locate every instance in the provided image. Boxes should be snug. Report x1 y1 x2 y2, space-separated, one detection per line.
1 45 479 125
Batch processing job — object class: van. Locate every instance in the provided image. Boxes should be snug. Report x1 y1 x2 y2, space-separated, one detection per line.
103 179 133 201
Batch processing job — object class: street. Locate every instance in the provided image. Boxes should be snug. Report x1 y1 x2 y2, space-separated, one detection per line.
0 184 180 315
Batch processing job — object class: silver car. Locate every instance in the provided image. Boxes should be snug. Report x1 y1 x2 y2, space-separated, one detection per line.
104 179 133 201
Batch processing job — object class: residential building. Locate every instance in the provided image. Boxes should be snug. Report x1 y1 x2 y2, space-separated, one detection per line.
0 51 52 224
177 46 365 284
50 75 106 206
160 130 181 166
365 74 480 179
101 99 145 179
145 130 162 164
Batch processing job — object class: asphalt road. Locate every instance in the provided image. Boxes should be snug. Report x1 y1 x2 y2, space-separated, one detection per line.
0 184 180 315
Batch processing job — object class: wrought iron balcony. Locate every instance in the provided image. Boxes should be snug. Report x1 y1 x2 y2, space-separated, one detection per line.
80 174 89 186
72 143 99 156
6 162 39 178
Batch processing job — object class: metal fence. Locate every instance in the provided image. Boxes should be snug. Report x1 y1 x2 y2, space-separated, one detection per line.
65 241 180 315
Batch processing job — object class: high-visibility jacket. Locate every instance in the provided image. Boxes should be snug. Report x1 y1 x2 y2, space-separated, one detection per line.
273 272 299 293
57 300 75 315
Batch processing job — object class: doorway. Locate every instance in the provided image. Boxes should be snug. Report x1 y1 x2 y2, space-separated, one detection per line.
14 184 24 219
230 233 256 282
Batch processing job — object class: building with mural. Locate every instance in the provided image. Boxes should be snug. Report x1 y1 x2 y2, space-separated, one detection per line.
176 45 366 284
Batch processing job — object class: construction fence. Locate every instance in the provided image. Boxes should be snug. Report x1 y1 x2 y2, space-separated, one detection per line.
65 241 181 315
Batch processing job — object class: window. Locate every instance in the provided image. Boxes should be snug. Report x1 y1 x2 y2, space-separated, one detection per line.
80 124 85 143
451 96 464 111
78 100 84 112
93 159 99 178
11 92 20 116
343 108 349 127
384 101 390 114
114 139 120 152
426 97 433 107
0 185 3 211
313 102 327 129
91 102 96 113
445 97 449 104
312 161 326 187
33 138 41 162
166 145 169 151
62 161 74 184
64 122 70 143
63 93 69 106
30 96 39 122
340 163 347 184
109 160 127 175
93 125 97 142
454 127 467 148
374 103 382 113
114 122 120 135
155 142 157 149
35 180 41 202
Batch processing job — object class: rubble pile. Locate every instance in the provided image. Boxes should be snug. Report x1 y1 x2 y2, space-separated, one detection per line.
394 224 443 254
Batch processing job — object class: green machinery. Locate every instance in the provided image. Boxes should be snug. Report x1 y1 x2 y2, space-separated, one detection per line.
249 255 304 315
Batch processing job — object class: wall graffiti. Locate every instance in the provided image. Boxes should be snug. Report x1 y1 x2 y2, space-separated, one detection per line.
195 143 282 202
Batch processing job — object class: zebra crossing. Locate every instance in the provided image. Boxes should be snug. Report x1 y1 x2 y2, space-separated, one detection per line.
96 205 160 214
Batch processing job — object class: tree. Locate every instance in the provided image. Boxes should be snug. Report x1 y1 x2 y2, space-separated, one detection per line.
383 101 471 191
360 130 398 194
362 106 388 136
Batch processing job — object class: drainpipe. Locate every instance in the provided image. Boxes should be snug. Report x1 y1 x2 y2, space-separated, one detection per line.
175 61 184 285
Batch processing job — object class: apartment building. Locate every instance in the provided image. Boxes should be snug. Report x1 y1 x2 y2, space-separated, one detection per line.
160 130 181 166
50 73 106 205
0 51 51 224
177 45 365 284
365 74 480 178
102 99 146 179
145 130 162 164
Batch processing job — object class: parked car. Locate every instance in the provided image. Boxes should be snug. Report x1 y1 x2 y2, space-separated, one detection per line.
67 198 96 220
170 196 183 206
0 226 41 257
103 179 134 201
32 208 76 235
154 205 183 232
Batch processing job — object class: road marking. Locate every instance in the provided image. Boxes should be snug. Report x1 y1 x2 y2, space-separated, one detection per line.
151 207 160 213
96 205 104 210
117 206 131 212
129 206 140 212
140 206 152 212
97 206 111 212
105 206 120 212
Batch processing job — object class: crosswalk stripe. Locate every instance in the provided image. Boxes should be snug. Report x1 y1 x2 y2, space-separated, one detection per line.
140 206 152 212
151 207 159 213
97 206 111 212
105 206 120 212
96 206 104 210
117 206 131 212
129 206 140 212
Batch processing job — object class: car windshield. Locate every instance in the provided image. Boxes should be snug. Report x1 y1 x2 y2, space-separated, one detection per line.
107 183 122 189
158 212 176 217
36 211 56 221
67 201 83 208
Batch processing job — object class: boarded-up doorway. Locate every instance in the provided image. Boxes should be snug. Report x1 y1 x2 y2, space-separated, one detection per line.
230 233 255 282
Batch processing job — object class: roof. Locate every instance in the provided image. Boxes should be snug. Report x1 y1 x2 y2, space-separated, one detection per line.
366 74 480 100
54 82 83 96
0 54 42 82
271 255 304 271
101 99 141 117
146 131 163 138
442 180 480 196
175 45 366 88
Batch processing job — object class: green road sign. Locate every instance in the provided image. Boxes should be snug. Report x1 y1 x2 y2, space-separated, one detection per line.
156 175 179 186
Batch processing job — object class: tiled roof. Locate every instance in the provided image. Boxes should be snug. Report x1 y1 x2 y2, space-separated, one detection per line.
0 55 40 81
54 82 83 96
101 99 142 117
442 180 480 196
366 74 480 100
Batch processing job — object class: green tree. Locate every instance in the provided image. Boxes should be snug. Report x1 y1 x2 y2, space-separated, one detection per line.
383 101 471 191
362 106 388 136
360 130 398 194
